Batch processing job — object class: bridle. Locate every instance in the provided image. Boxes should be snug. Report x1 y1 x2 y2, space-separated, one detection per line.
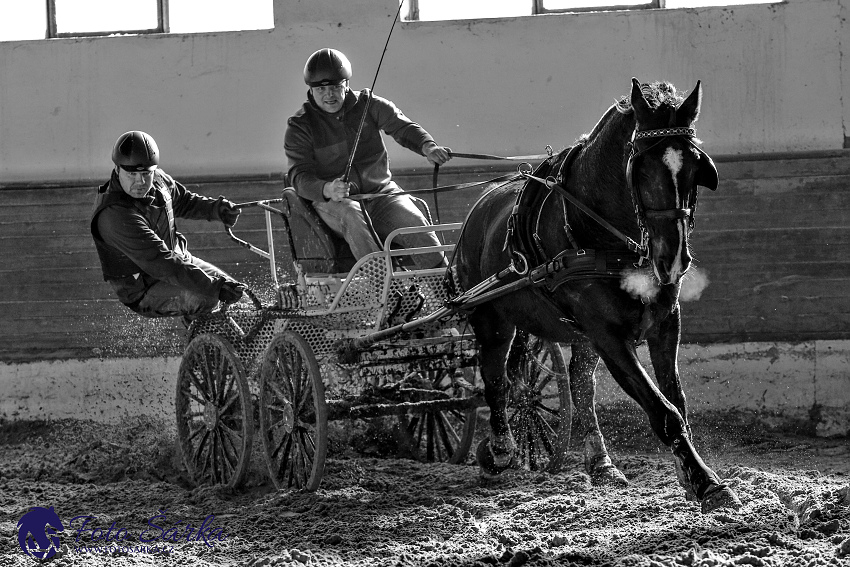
624 126 710 261
520 124 716 268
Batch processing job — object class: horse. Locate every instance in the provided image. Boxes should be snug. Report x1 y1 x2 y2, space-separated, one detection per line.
452 78 741 513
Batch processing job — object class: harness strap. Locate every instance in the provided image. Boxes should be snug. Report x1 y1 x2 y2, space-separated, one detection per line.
520 171 647 257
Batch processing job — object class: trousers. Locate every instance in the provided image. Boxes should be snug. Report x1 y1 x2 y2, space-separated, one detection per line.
127 256 228 318
312 188 446 270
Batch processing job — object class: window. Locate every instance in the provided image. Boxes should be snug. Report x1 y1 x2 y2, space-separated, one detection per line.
0 0 273 41
405 0 777 21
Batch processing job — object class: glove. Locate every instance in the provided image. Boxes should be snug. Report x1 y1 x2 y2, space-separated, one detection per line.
215 196 241 227
219 280 246 304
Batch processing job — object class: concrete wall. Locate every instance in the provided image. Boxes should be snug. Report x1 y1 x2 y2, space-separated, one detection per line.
1 0 848 186
3 341 847 437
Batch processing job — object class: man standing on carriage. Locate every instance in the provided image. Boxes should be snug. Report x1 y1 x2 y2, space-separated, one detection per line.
91 130 246 319
284 48 452 270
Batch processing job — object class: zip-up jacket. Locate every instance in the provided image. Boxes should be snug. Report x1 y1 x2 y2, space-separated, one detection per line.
90 169 227 306
285 88 435 202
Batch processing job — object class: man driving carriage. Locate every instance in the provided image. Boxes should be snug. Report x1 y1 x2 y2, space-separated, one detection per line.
284 48 452 270
90 130 246 319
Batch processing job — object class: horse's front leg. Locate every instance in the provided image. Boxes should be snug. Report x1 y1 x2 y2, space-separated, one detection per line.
644 302 738 510
569 341 628 486
590 332 740 513
470 305 516 476
646 303 690 433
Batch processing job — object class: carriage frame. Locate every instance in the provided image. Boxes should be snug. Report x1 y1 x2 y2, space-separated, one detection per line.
174 186 572 491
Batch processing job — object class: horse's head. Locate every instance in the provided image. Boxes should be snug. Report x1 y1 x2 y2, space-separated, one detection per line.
626 78 718 285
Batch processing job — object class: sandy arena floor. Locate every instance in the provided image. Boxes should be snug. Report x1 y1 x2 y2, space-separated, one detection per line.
1 407 848 566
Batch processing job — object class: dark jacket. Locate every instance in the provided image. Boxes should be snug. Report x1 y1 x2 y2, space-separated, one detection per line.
284 88 435 202
90 169 226 306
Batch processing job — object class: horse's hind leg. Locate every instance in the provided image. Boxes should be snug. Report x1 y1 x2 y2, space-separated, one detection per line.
469 305 516 476
569 341 628 486
591 333 740 513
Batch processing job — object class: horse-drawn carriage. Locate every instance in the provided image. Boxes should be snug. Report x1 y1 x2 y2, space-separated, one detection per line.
175 183 571 491
175 78 742 514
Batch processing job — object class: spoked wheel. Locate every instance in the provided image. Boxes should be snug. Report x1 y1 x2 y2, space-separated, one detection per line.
259 331 328 491
505 332 571 472
176 333 254 488
396 367 479 464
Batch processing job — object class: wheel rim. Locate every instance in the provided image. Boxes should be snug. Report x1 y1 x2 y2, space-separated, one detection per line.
398 368 478 464
506 333 571 472
259 331 327 491
176 333 253 488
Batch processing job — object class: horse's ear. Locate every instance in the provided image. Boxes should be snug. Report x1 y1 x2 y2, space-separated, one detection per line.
630 78 650 117
695 148 718 190
676 80 702 125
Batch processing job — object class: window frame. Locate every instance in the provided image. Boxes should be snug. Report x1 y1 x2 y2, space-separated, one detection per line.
46 0 170 38
405 0 664 21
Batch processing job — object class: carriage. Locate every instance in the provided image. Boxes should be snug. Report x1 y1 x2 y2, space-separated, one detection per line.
175 78 742 513
175 183 572 491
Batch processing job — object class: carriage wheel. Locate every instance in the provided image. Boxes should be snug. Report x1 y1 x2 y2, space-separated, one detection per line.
506 333 571 473
259 331 328 491
396 368 478 464
176 333 254 489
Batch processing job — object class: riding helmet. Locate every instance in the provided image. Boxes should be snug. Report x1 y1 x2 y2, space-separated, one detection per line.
303 48 352 87
111 131 159 171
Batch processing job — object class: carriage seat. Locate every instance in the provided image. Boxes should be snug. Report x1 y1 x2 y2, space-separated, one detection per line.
280 187 357 275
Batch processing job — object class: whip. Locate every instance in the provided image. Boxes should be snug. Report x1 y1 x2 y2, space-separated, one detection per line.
342 1 405 184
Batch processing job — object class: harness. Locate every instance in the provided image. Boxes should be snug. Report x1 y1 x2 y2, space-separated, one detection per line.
446 126 711 338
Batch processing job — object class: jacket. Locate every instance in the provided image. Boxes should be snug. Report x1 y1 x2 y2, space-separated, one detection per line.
90 169 226 306
284 88 435 202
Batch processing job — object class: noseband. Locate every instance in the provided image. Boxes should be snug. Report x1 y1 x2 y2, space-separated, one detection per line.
625 126 705 259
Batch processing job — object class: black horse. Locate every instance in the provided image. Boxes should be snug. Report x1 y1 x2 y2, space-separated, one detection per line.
453 78 740 513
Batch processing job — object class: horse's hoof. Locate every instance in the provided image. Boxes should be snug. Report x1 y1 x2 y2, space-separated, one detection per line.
590 463 629 487
585 454 629 487
700 484 742 514
476 437 513 477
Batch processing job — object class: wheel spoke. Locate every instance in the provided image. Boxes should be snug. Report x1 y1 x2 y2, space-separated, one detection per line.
434 412 459 459
534 401 561 419
273 430 293 462
533 413 556 456
180 386 207 406
187 368 209 401
186 423 206 443
219 390 240 415
215 430 236 477
200 347 216 398
269 378 290 406
192 430 210 469
426 413 436 461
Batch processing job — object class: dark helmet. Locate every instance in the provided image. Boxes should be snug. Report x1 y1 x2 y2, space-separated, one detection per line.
111 131 159 171
303 48 352 87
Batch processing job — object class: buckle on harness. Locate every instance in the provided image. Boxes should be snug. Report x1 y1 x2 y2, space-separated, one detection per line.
511 252 529 276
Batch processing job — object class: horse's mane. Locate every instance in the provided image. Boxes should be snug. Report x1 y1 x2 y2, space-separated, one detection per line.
576 81 684 146
614 81 684 114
